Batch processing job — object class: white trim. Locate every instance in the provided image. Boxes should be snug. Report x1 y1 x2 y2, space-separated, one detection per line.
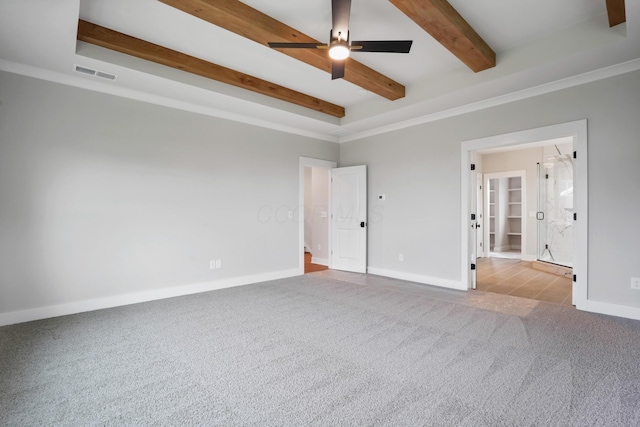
3 58 639 145
339 58 640 143
0 59 339 143
461 120 588 308
368 267 465 291
572 122 588 309
299 157 337 275
0 268 299 327
579 300 640 321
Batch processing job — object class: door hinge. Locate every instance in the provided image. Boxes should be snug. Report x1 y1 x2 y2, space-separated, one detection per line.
471 263 476 270
471 213 476 220
470 164 476 171
573 274 577 282
573 213 577 221
573 151 577 159
545 174 549 179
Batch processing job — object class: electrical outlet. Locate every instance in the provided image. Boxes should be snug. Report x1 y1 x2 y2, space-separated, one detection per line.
317 244 321 251
210 260 217 269
631 277 640 290
399 253 404 262
216 259 222 269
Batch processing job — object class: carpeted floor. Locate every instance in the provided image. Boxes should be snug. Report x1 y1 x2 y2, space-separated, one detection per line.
1 271 640 425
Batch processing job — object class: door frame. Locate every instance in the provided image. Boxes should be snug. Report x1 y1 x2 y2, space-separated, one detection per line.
460 120 588 308
299 157 337 275
476 174 484 258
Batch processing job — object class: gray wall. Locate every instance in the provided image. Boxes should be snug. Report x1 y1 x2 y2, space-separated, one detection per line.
0 71 339 314
340 69 640 309
2 68 640 316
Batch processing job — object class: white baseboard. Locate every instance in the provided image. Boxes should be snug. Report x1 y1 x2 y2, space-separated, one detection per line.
577 299 640 321
0 268 300 327
367 267 465 291
311 257 329 266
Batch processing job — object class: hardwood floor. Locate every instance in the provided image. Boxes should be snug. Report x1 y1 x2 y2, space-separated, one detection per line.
476 257 573 306
304 252 328 274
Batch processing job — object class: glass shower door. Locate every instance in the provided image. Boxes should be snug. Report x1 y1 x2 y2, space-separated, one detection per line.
536 146 574 268
537 162 549 261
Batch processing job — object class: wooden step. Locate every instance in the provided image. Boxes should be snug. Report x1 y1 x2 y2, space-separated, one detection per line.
304 251 328 273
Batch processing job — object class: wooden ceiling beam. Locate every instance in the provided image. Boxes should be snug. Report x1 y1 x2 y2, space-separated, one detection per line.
77 20 345 118
389 0 495 73
159 0 406 101
606 0 626 27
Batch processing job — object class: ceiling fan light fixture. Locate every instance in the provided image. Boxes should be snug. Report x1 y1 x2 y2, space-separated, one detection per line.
329 43 350 60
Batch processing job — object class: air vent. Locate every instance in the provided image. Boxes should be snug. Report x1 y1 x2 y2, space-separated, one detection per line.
95 71 117 80
74 65 95 76
74 64 117 81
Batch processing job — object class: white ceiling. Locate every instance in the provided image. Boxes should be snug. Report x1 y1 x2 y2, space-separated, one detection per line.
0 0 638 142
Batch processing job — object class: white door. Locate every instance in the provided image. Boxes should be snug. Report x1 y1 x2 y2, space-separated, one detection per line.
330 165 367 273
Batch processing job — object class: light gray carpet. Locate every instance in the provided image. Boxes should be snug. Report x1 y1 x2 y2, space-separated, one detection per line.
2 272 640 426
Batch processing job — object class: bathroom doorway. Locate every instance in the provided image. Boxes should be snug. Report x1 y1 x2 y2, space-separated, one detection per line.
461 120 588 307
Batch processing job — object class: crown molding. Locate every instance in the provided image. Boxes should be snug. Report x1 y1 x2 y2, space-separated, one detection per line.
339 57 640 143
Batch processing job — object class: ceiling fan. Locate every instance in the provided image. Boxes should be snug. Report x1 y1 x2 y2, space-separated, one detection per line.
268 0 413 80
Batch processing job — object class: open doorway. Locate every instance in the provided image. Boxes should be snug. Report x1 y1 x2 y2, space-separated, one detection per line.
476 143 573 304
461 120 588 308
303 165 330 273
484 170 526 261
299 158 369 275
299 157 335 274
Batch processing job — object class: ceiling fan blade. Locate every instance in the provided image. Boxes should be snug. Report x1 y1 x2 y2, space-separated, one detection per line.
331 0 351 40
331 60 345 80
351 40 413 53
268 42 326 49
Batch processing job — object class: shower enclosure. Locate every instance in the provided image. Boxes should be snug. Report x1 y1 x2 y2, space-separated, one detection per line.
537 144 574 267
